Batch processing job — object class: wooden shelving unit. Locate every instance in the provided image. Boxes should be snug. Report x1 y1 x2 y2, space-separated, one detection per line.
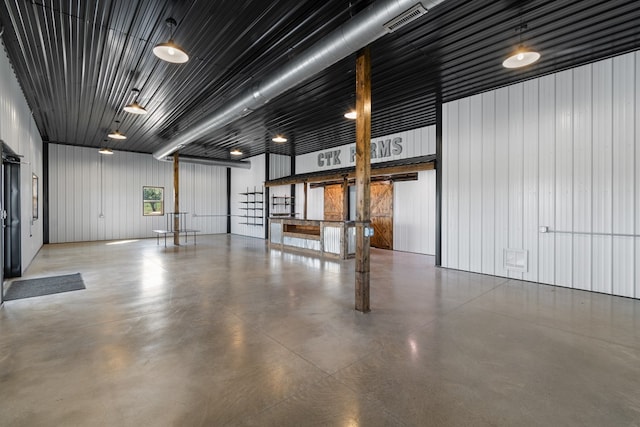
239 186 263 226
271 195 295 218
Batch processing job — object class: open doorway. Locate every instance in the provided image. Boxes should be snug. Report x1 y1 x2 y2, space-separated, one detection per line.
1 142 22 304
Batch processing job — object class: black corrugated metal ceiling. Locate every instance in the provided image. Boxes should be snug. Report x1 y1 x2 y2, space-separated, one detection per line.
1 0 639 160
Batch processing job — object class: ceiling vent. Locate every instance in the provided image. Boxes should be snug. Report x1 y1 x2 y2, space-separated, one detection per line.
384 4 428 33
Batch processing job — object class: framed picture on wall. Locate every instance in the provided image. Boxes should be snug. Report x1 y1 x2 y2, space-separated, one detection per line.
32 174 38 220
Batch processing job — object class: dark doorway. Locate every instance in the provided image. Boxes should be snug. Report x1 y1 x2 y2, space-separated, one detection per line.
2 146 22 282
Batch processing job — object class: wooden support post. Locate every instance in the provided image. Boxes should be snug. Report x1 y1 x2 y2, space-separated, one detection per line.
173 152 180 246
342 176 349 221
303 181 308 220
355 46 371 313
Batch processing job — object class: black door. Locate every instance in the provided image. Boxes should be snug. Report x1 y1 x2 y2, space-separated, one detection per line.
3 159 21 279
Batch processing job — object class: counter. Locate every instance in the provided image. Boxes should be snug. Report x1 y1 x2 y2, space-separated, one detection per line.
269 218 356 259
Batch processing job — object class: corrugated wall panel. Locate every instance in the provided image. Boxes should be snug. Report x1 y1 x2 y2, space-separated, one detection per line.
458 97 471 271
0 45 44 272
572 65 592 291
591 59 614 294
612 54 636 297
508 84 524 280
393 170 436 255
468 95 483 273
555 69 573 288
636 51 640 299
269 154 292 180
306 187 324 220
481 91 496 275
48 145 226 242
441 105 450 267
494 87 510 278
522 79 539 283
230 154 265 239
538 75 556 285
442 50 640 299
446 102 460 268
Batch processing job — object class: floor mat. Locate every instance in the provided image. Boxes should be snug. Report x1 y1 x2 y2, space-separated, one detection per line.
4 273 85 301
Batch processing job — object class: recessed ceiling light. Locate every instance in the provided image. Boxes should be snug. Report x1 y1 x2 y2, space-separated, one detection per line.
344 110 357 119
98 148 113 155
272 135 287 143
230 149 242 155
153 18 189 64
503 46 540 68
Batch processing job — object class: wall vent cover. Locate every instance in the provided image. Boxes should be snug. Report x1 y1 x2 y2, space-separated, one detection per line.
504 249 528 272
384 4 428 33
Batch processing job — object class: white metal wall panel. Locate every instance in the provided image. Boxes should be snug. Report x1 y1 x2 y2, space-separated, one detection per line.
555 69 574 288
458 97 471 271
441 104 450 267
295 125 436 174
612 54 636 297
508 84 524 280
0 45 44 273
393 170 436 255
591 59 614 294
468 95 483 272
481 91 496 275
48 145 227 243
522 79 540 283
445 102 459 268
442 49 640 299
269 154 291 180
537 75 556 285
306 187 324 220
231 154 265 239
636 52 640 299
572 66 593 291
180 163 228 234
493 87 510 278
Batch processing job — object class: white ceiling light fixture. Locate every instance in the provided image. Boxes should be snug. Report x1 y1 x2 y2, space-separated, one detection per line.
272 135 287 143
123 88 148 114
153 17 189 64
503 46 540 68
108 121 127 140
344 110 357 120
230 148 242 156
98 147 113 155
503 22 540 69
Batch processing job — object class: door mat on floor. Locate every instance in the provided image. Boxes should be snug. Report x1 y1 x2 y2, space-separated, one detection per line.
4 273 85 301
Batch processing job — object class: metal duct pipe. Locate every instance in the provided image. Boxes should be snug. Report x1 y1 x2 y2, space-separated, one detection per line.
160 155 251 169
153 0 443 160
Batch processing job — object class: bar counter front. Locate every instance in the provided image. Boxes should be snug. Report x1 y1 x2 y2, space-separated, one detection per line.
269 217 356 259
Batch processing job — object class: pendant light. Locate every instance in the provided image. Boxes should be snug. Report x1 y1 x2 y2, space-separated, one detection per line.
108 121 127 140
503 22 540 69
123 88 148 115
153 18 189 64
344 110 357 119
230 148 243 156
99 148 113 155
272 135 287 143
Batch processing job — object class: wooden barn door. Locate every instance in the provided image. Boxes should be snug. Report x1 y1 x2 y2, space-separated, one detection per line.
323 184 344 221
370 182 393 249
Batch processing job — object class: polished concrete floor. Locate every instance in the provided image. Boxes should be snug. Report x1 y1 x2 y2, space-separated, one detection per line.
1 234 639 426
